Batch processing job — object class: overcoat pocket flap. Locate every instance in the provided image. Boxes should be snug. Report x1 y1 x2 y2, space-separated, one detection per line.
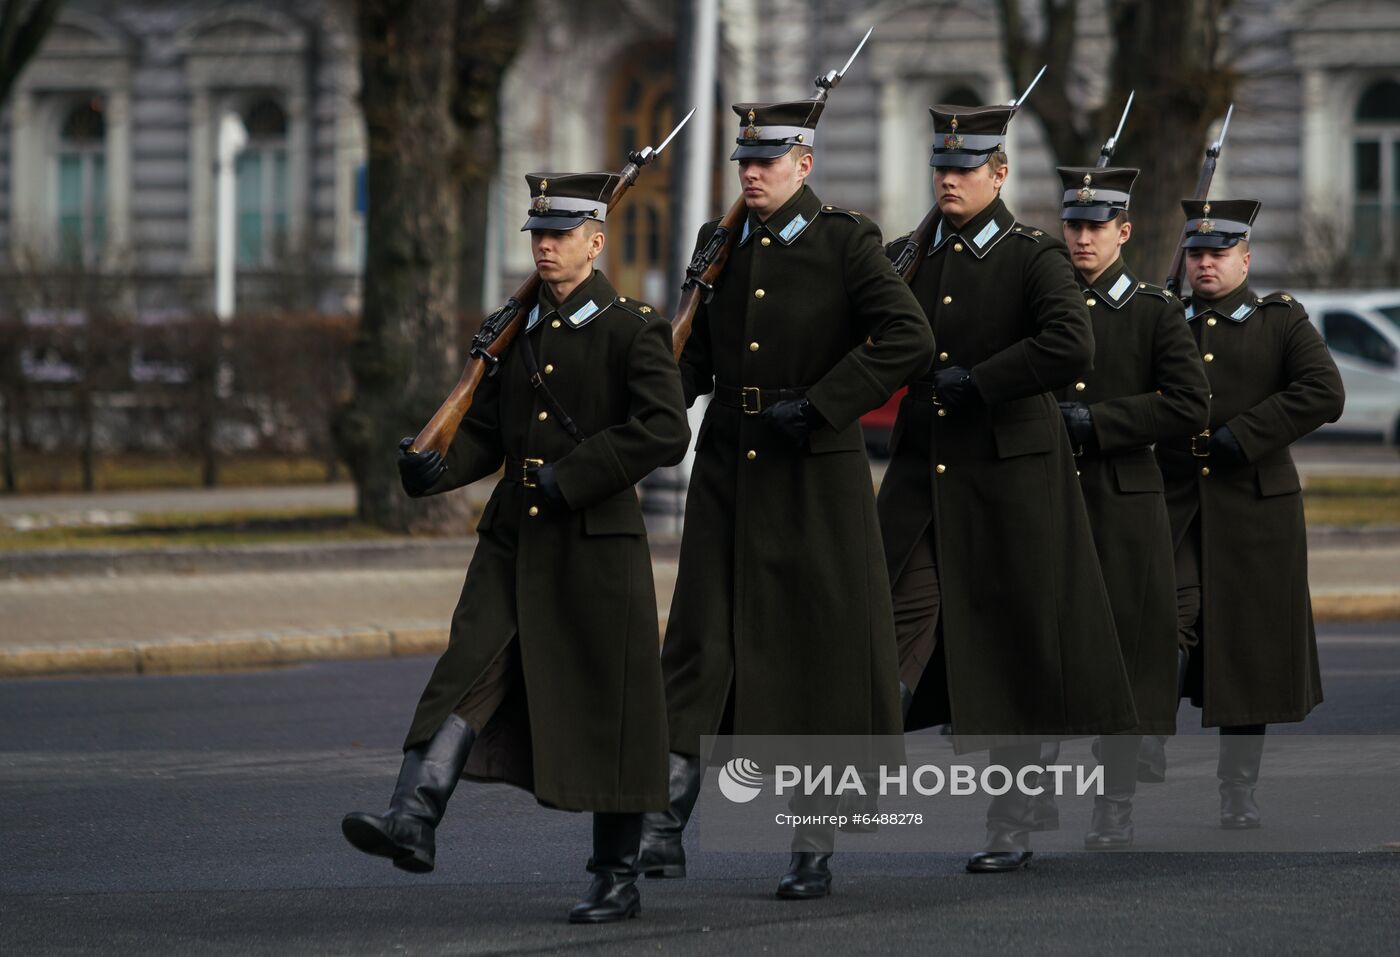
1113 460 1164 493
993 416 1055 459
1255 463 1301 497
583 493 648 535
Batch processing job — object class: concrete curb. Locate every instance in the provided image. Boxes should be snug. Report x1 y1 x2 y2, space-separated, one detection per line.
2 597 1397 680
0 539 478 579
0 627 449 679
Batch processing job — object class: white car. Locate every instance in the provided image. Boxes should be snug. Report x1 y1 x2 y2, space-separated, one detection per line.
1286 290 1400 448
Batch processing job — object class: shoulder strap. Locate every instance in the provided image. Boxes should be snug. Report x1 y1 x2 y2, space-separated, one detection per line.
519 331 587 445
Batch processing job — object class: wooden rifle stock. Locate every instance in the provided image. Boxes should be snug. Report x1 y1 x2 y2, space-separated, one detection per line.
669 195 746 360
890 204 942 285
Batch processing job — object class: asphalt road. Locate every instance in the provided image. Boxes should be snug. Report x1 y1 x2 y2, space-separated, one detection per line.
2 624 1398 955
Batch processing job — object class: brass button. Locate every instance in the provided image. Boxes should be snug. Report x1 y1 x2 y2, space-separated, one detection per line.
746 450 757 461
1256 298 1263 304
935 464 946 474
528 506 539 517
761 237 772 247
749 342 760 352
1204 353 1215 363
1207 317 1217 327
953 242 964 252
551 319 562 329
619 297 628 303
942 295 952 305
544 364 554 374
1200 467 1210 477
938 351 949 362
937 408 947 417
1076 470 1081 477
538 411 548 421
1086 298 1097 307
1138 282 1147 289
754 289 766 299
1075 381 1086 392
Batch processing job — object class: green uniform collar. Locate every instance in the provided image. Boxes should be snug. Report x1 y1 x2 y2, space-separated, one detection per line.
1078 256 1141 311
527 269 618 331
930 196 1016 259
1185 279 1261 324
739 184 821 247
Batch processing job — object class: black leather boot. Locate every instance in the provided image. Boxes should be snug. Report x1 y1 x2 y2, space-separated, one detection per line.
1085 734 1140 849
1135 648 1189 784
637 752 702 878
776 852 832 899
341 714 475 873
966 743 1038 873
1218 725 1265 829
570 813 643 923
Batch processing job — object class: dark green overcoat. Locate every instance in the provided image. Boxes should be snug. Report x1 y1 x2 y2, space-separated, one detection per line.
878 197 1138 738
1157 282 1344 727
663 185 936 757
1051 256 1210 734
405 269 690 813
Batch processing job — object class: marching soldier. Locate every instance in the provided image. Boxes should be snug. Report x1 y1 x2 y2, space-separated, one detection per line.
638 98 935 898
341 172 690 923
879 103 1138 872
1158 198 1344 829
1052 165 1210 847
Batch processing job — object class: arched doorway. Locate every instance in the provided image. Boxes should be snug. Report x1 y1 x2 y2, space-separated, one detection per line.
607 43 676 304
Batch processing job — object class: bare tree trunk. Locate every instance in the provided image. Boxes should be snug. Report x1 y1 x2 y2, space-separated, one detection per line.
340 0 526 533
0 0 64 107
998 0 1236 284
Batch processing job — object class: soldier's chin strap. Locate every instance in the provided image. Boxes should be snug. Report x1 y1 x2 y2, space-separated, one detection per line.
519 328 587 445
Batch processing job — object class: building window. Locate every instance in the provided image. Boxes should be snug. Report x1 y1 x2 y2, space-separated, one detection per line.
55 97 107 263
1352 79 1400 260
235 97 289 266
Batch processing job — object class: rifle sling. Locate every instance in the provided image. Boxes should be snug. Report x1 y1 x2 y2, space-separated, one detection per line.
519 330 587 446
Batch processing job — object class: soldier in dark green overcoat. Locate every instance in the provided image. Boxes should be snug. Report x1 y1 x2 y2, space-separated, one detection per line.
1157 198 1344 830
1049 166 1210 849
342 172 690 925
878 103 1138 874
637 98 935 900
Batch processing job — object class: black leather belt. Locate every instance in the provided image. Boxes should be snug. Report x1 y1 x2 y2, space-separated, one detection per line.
1160 431 1213 458
503 457 544 486
713 383 807 415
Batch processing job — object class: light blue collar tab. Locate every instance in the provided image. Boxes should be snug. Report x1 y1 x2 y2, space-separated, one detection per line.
1108 273 1132 302
525 303 542 331
780 213 808 242
973 219 1000 248
567 299 600 328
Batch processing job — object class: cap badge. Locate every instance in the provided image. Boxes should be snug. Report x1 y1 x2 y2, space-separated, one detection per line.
942 115 964 150
1197 202 1214 233
531 179 551 214
743 109 761 142
1077 174 1096 203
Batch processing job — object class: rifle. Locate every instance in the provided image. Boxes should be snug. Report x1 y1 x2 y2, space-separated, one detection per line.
669 27 874 360
890 65 1047 285
409 110 695 457
1095 91 1133 168
1164 104 1234 297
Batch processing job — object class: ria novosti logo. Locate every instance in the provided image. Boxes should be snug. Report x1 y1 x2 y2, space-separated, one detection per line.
717 757 765 803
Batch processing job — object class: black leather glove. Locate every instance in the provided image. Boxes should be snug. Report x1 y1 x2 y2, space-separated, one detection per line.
526 461 566 506
397 436 446 497
760 398 821 446
1209 424 1245 466
933 366 982 412
1057 402 1097 452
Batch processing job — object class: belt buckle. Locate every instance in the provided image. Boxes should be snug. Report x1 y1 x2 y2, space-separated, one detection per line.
741 386 763 415
1190 431 1211 458
521 457 543 487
